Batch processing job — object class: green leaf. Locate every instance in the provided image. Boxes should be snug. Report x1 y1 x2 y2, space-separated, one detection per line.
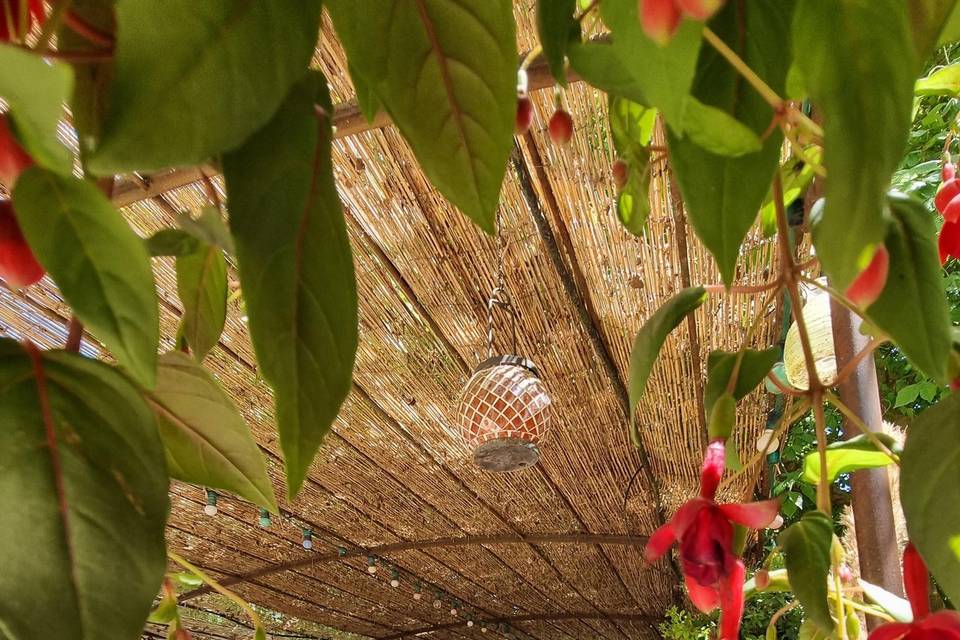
145 228 202 258
780 511 835 633
88 0 323 173
863 193 952 383
325 0 517 233
860 579 913 623
915 63 960 97
909 0 959 55
176 242 227 361
708 392 736 441
704 347 781 416
759 147 821 237
599 0 702 130
681 97 763 157
744 568 792 596
628 287 707 444
148 596 179 624
223 71 358 499
895 383 922 408
348 61 381 124
901 392 960 605
609 97 656 236
12 168 159 388
797 0 916 289
537 0 580 86
177 207 235 255
801 434 902 484
0 340 168 640
668 0 792 285
0 44 73 175
146 352 277 512
567 41 649 105
940 4 960 45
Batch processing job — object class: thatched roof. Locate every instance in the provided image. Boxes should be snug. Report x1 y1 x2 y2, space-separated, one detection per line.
0 3 786 639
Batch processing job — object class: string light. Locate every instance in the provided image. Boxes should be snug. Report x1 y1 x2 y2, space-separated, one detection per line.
338 546 347 557
481 625 488 634
301 529 313 550
433 591 443 609
367 556 378 574
390 568 400 588
203 489 218 516
258 508 271 528
413 581 422 600
467 616 474 628
450 600 459 616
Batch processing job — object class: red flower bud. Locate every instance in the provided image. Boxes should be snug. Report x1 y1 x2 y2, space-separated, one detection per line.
943 163 956 182
675 0 723 20
845 245 889 308
548 109 574 145
941 220 960 265
515 96 532 136
640 0 682 45
838 564 854 584
934 178 960 215
612 159 628 191
0 115 34 188
0 199 44 287
0 0 45 42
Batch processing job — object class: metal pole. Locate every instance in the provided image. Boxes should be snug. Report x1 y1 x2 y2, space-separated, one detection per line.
828 298 904 627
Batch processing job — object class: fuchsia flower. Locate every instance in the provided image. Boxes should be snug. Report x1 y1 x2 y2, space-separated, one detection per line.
846 245 889 308
645 440 780 639
868 544 960 640
640 0 724 45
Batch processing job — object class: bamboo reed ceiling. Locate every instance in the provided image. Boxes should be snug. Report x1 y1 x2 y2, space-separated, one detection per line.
0 4 788 640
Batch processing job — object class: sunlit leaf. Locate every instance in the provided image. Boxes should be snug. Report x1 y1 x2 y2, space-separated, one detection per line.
780 511 835 633
801 434 902 484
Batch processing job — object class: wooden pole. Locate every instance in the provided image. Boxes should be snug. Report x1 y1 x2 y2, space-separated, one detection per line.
828 299 904 628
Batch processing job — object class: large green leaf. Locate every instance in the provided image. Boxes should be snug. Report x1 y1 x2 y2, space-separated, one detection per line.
12 169 159 388
177 207 235 255
940 4 960 45
537 0 580 86
779 511 835 633
915 63 960 97
223 72 358 499
88 0 323 173
901 392 960 605
909 0 959 56
325 0 517 233
680 98 763 158
668 0 793 285
146 352 277 512
599 0 702 130
703 348 781 416
176 242 227 362
796 0 916 289
0 340 168 639
0 44 73 175
801 434 902 484
863 193 952 383
568 41 649 105
628 287 707 444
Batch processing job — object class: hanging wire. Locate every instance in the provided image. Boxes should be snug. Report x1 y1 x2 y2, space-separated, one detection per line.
486 212 518 357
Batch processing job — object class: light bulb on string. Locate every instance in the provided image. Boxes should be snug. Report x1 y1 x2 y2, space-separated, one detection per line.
450 600 459 616
413 581 422 600
467 616 474 628
390 568 400 588
433 591 443 609
481 625 488 634
337 546 347 557
203 489 218 516
755 429 780 454
769 514 785 529
367 556 378 574
258 508 271 528
301 529 313 550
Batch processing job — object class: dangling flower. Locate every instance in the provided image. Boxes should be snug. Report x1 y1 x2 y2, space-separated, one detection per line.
868 543 960 640
941 219 960 265
639 0 724 45
645 440 780 639
846 245 889 308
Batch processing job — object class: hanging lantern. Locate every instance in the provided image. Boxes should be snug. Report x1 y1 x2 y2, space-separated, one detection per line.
457 249 551 472
783 280 837 390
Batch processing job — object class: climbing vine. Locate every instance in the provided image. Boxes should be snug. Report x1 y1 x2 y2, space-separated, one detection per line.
1 0 960 639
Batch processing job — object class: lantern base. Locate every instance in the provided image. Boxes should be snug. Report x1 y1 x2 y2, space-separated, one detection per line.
473 438 540 472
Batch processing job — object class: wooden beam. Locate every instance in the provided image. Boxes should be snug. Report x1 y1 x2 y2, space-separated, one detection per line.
179 532 649 602
378 612 660 640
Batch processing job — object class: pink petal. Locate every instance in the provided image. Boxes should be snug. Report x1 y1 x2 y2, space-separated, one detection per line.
902 544 930 619
718 558 746 640
685 574 721 613
944 163 957 182
845 245 889 308
935 178 960 214
640 0 682 46
718 498 781 529
644 522 677 563
700 439 725 500
675 0 722 20
866 622 912 640
670 498 711 539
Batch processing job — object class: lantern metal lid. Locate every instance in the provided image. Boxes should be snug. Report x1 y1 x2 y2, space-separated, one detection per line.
456 216 551 472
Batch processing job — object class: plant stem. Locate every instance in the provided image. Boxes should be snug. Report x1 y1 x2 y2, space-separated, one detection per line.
823 390 900 464
35 0 74 52
765 372 803 397
63 10 114 47
812 390 832 513
169 551 265 635
799 274 872 324
704 281 781 295
702 27 783 110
